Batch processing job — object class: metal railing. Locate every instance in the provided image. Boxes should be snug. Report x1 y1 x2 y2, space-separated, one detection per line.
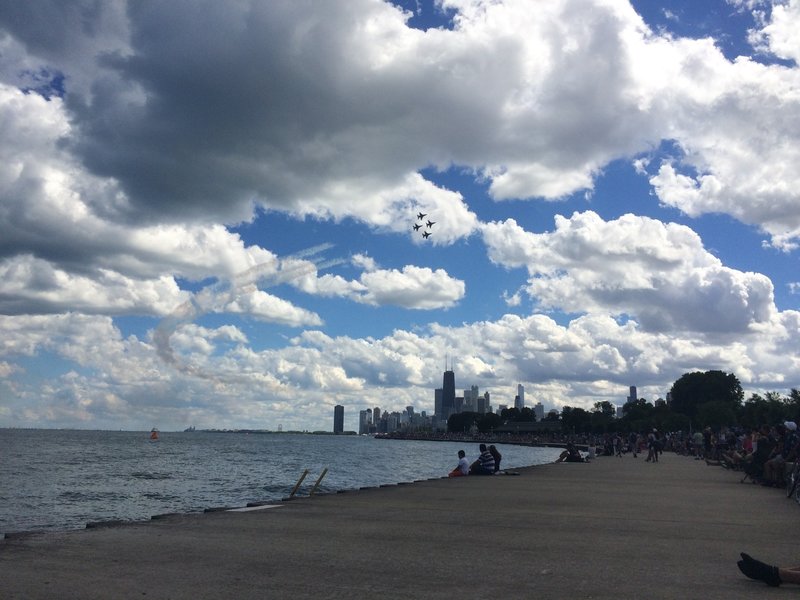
289 468 329 498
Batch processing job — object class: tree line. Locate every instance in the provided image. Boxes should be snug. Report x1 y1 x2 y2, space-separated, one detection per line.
447 370 800 434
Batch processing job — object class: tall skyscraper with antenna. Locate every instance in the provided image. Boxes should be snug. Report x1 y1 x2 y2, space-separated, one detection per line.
442 356 455 420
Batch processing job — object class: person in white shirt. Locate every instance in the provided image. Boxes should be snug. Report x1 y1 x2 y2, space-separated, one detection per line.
448 450 470 477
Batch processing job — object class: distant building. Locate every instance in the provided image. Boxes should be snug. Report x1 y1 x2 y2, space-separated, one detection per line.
626 386 638 404
533 402 545 421
359 408 373 435
333 405 344 434
463 385 480 412
477 392 490 414
516 384 525 410
434 388 443 419
442 367 456 419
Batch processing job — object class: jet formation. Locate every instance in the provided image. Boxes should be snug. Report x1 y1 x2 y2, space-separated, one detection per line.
413 212 435 240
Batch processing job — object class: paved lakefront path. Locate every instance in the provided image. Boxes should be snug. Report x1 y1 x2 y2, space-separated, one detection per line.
1 451 795 599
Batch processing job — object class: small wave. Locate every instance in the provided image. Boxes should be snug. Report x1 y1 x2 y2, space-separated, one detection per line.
131 471 173 480
57 490 128 502
141 492 179 501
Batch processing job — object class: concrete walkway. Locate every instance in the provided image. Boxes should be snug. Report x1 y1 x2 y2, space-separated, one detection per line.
1 452 796 599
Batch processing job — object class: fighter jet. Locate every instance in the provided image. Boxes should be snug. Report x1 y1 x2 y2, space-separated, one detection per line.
417 212 427 220
422 231 431 239
426 220 436 228
413 223 422 231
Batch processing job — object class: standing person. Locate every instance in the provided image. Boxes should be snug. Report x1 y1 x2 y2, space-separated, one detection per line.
646 429 659 462
470 443 495 475
448 450 470 477
488 445 502 473
692 429 704 459
628 431 639 458
613 433 623 457
703 426 713 460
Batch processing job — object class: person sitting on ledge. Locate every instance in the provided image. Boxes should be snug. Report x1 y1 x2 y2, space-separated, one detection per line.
737 552 800 587
469 443 496 475
448 450 470 477
489 444 502 473
556 443 584 463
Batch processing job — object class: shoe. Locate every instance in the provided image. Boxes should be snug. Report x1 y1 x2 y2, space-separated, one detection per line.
738 560 757 580
739 553 781 586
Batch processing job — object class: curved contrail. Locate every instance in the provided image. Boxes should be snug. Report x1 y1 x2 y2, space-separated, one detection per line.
154 244 344 381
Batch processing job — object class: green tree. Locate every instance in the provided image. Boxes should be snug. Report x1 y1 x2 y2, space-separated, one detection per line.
738 392 793 429
787 389 800 423
590 401 615 433
561 406 591 433
695 400 738 429
621 399 653 432
477 412 502 433
543 409 560 421
518 407 535 422
669 370 743 420
447 411 479 433
593 401 616 418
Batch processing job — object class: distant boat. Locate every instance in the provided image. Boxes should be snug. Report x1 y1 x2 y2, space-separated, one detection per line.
150 428 159 441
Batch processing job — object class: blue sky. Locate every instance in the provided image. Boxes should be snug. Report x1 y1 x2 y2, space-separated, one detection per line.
1 0 800 432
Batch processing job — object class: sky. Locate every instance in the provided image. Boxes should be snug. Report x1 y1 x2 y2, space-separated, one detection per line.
1 0 800 432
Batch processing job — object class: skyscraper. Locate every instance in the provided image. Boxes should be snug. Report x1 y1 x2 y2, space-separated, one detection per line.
442 367 455 420
517 384 525 409
358 408 373 435
627 386 638 404
333 405 344 434
434 388 443 419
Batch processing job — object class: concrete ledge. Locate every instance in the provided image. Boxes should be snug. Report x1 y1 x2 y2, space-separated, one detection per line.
226 505 283 513
150 513 184 521
85 519 127 529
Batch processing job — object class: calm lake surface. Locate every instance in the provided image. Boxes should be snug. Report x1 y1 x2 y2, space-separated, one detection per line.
0 430 561 534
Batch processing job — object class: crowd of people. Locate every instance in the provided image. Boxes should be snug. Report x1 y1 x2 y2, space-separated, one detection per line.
691 421 799 488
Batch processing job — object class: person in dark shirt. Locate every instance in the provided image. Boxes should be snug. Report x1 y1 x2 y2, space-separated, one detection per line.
556 443 584 463
488 445 502 473
469 443 495 475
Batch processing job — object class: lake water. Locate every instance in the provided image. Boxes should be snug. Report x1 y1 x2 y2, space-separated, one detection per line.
0 430 561 534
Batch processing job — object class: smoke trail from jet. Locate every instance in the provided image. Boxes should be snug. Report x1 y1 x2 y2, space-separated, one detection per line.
154 244 345 381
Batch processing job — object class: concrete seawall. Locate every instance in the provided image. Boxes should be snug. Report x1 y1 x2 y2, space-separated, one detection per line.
1 452 795 599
